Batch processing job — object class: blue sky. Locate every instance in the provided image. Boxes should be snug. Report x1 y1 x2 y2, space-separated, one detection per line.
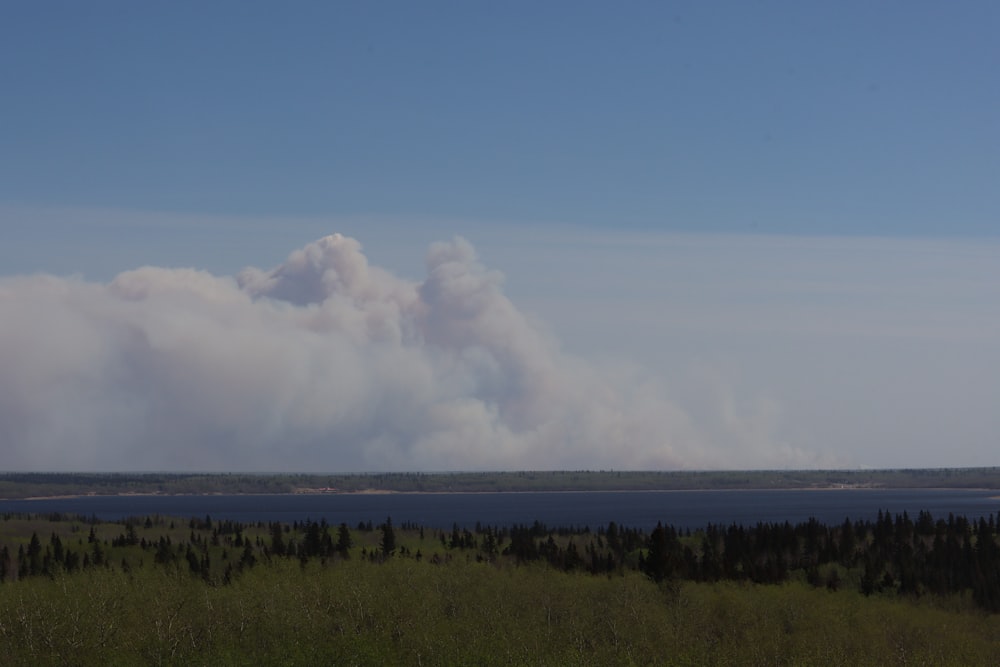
3 2 997 236
0 2 998 471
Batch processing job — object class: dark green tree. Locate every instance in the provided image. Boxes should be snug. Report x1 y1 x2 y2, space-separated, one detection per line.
839 517 857 567
50 533 64 565
27 532 42 576
240 542 256 569
643 522 682 583
336 523 352 558
303 522 322 557
380 517 396 558
269 522 286 557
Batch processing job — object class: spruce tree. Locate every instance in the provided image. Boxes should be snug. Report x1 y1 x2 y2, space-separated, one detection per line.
380 517 396 558
336 523 352 558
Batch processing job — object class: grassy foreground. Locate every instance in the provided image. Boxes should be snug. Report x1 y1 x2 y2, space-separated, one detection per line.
2 560 1000 666
2 509 1000 667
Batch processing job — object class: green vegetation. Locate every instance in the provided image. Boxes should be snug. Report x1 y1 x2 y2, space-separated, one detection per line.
2 510 1000 665
2 467 1000 499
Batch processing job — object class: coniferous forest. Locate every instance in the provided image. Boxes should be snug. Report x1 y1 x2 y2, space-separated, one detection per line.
2 510 1000 665
3 468 1000 498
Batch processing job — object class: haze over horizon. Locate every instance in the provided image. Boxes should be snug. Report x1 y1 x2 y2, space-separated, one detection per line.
1 3 998 471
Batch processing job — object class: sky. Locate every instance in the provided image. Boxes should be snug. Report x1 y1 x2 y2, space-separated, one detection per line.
0 2 998 472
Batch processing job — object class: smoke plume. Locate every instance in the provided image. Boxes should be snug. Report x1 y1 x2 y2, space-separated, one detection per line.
0 234 804 471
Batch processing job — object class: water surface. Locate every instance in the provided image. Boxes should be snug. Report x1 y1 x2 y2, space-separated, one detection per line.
3 488 998 530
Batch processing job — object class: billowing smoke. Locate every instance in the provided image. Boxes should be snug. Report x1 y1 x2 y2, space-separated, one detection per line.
0 234 809 471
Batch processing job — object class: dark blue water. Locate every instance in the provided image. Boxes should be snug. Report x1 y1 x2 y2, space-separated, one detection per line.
3 489 998 530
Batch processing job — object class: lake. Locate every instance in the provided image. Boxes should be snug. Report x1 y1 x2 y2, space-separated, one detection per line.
3 488 999 530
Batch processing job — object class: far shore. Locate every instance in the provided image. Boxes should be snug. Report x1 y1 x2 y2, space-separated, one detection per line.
8 484 1000 502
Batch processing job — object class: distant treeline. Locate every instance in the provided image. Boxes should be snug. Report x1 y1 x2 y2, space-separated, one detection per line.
2 467 1000 499
4 507 1000 612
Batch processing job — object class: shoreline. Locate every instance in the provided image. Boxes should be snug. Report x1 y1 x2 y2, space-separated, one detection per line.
7 485 1000 501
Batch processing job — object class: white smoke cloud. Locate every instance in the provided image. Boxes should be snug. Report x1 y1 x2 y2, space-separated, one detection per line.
0 233 820 472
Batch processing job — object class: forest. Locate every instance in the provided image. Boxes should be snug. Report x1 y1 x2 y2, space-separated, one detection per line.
2 508 1000 665
2 466 1000 499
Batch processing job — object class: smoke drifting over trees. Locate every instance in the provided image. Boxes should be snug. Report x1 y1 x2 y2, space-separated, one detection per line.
0 234 820 471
